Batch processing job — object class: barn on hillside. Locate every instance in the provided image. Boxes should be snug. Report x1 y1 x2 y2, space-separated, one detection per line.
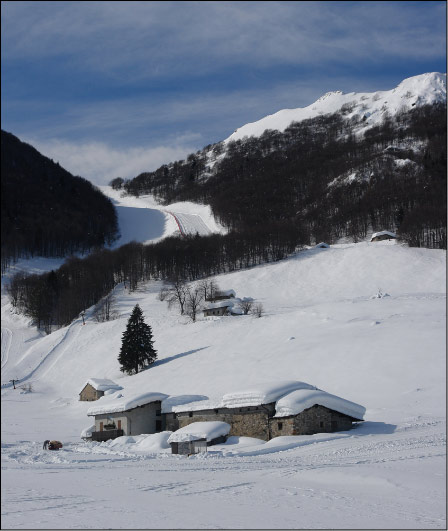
79 378 122 401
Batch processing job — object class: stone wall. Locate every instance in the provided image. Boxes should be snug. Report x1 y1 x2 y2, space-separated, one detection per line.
165 404 358 441
170 404 276 441
79 383 103 401
269 404 356 438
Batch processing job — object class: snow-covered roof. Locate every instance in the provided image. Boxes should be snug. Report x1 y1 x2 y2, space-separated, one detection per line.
167 421 231 443
218 289 236 297
275 389 365 420
83 378 122 392
221 380 317 408
87 390 168 416
161 395 211 413
371 231 397 240
204 300 235 310
315 242 330 248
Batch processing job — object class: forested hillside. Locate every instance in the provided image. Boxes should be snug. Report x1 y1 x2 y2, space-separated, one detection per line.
1 130 119 271
124 103 446 249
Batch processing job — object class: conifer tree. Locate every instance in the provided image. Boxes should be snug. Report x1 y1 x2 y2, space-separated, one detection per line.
118 304 157 374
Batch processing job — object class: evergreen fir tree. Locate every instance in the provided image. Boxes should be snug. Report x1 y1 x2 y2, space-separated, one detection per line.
118 304 157 375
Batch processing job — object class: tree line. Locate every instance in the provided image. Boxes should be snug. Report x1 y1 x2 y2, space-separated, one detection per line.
8 223 305 332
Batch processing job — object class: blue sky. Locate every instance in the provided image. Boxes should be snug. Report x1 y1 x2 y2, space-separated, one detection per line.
1 1 446 185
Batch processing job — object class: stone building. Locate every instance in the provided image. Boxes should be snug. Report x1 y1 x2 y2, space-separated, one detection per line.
164 383 365 441
79 378 122 401
83 381 365 443
203 301 233 317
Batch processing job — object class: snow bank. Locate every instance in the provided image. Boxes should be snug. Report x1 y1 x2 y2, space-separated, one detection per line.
87 390 168 416
275 389 365 420
85 378 122 392
80 424 95 439
221 381 317 408
167 421 230 443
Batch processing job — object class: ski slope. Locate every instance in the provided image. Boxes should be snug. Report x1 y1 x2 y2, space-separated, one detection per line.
1 239 446 529
99 187 225 245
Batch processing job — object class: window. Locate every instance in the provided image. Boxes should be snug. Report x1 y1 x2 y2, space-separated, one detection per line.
214 409 219 414
278 422 283 430
155 409 161 416
320 421 324 428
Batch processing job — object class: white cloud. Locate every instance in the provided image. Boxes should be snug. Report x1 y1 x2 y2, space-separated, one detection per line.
2 1 445 79
25 136 201 186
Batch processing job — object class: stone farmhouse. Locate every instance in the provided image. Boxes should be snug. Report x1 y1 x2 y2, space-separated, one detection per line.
86 381 365 442
79 378 122 401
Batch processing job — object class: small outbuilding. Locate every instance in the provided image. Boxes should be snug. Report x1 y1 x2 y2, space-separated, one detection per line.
203 300 234 317
370 231 396 242
315 242 330 248
168 421 231 455
205 289 236 302
79 378 122 401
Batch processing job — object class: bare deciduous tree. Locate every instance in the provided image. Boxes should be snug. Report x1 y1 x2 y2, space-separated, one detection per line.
239 297 254 315
185 286 204 322
93 292 119 322
198 279 220 302
253 302 264 318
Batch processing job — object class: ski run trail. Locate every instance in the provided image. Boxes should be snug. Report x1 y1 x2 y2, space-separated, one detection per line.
1 192 446 529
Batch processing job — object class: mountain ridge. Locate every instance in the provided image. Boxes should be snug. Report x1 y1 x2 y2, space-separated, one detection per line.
223 72 446 145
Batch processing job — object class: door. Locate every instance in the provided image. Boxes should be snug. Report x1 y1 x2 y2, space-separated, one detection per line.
99 422 103 431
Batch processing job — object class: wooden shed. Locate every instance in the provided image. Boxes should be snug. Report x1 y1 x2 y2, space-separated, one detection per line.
79 378 122 401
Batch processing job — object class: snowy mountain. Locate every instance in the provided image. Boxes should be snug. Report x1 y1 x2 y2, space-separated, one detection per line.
124 72 446 250
224 72 446 143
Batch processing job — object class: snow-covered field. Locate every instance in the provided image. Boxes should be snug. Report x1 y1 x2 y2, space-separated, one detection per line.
1 196 446 528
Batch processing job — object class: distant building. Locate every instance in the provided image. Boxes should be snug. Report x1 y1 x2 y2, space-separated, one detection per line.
315 242 330 248
79 378 122 401
203 301 234 317
205 289 236 302
370 231 397 242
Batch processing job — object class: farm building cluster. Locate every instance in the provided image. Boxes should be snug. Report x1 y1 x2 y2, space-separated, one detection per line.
202 289 254 318
81 380 365 454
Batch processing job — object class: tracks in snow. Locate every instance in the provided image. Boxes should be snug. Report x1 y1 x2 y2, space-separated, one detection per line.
166 211 212 237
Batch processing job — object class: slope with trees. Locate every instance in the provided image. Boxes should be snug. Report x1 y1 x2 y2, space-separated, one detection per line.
1 130 119 271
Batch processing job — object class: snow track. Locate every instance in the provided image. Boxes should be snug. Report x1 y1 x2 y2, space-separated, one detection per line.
1 327 12 369
167 211 212 237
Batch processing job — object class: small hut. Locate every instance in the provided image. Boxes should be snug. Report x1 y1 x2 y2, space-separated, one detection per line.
79 378 122 401
370 231 396 242
168 421 230 455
